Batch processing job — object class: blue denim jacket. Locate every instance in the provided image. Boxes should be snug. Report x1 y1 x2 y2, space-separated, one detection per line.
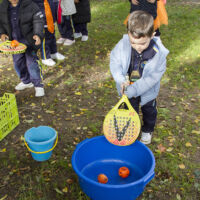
110 34 169 106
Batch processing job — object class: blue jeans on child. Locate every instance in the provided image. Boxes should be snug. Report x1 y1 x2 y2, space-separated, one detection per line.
129 97 157 133
74 23 88 36
12 47 43 87
40 28 57 60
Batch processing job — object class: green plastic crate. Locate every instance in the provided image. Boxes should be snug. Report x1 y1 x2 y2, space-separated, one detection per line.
0 93 19 141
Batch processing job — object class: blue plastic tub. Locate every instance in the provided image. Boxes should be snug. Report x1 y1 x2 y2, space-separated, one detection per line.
24 126 57 162
72 136 155 200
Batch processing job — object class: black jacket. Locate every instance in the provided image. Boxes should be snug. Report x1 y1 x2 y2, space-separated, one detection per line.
0 0 44 50
73 0 91 24
32 0 56 25
129 0 157 19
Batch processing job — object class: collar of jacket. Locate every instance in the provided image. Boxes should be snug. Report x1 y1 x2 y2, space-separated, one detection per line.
133 39 157 62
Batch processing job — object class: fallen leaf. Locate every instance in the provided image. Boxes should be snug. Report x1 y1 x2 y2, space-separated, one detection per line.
0 148 6 153
176 193 181 200
157 144 166 153
178 153 186 158
75 92 82 95
166 147 173 152
66 178 73 184
179 164 185 169
191 130 200 135
54 188 63 195
185 142 192 147
62 187 68 193
0 195 8 200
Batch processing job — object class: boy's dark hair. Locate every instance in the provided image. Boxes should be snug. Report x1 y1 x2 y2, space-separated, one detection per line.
127 10 154 38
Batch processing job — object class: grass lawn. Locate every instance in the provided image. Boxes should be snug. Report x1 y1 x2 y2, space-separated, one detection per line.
0 0 199 199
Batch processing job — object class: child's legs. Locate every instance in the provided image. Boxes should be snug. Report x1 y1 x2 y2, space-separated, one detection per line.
57 16 69 38
12 53 31 84
40 28 57 59
49 33 57 54
80 23 88 36
65 16 74 40
25 48 43 87
141 99 157 133
74 23 81 34
128 97 140 113
75 23 88 35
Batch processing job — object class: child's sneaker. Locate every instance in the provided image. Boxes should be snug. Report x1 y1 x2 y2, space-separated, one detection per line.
15 82 34 90
35 87 45 97
51 52 65 61
42 58 56 66
74 32 82 39
81 35 88 42
140 132 152 144
56 37 66 44
63 39 75 46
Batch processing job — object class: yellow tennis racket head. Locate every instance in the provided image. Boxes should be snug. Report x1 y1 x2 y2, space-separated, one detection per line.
0 40 27 54
103 95 141 146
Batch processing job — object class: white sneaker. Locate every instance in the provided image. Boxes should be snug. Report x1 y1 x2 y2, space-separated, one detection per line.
15 82 34 90
56 38 66 44
42 58 56 66
51 52 65 61
35 87 45 97
140 132 152 145
74 32 82 39
81 35 88 42
63 39 75 46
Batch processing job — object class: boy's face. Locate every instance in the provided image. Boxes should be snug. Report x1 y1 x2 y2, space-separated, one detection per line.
8 0 19 7
128 32 154 54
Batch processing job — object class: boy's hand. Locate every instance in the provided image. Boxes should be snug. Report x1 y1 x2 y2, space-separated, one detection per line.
120 81 130 95
1 34 9 42
131 0 139 5
33 35 41 46
147 0 156 3
74 0 79 3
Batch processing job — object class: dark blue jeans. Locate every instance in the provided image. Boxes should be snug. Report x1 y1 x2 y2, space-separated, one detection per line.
129 97 157 133
40 28 57 59
74 23 88 36
53 1 74 40
12 47 43 87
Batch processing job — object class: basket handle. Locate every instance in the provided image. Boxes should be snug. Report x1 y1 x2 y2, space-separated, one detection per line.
112 95 134 112
24 132 58 154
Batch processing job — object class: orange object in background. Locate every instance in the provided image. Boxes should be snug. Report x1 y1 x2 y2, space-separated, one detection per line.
154 0 168 30
98 174 108 184
118 167 130 178
11 40 19 48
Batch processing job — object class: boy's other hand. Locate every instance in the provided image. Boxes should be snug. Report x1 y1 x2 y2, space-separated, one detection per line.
74 0 79 3
147 0 156 3
1 34 9 42
120 81 130 95
131 0 139 5
33 35 41 46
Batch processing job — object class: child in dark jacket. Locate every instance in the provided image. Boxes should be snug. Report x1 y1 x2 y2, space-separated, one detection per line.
33 0 65 66
0 0 45 97
129 0 161 36
73 0 91 42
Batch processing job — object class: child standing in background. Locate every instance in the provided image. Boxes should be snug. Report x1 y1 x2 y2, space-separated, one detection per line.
33 0 65 66
56 0 77 46
129 0 161 37
73 0 91 42
0 0 45 97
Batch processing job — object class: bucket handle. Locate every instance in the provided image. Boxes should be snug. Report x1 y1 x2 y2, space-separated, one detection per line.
24 132 58 154
143 171 155 185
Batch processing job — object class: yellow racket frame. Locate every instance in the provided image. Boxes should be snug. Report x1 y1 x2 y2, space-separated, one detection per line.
103 95 141 146
0 40 27 54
